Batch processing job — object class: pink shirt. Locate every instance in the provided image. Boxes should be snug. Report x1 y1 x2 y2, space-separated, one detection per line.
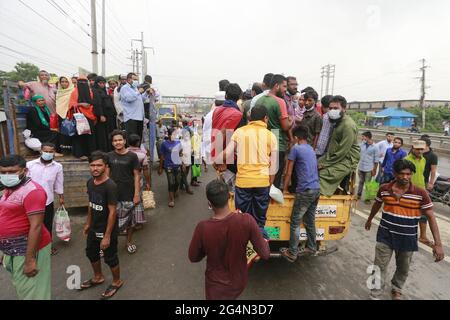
0 179 51 250
129 147 149 167
25 81 57 114
27 158 64 206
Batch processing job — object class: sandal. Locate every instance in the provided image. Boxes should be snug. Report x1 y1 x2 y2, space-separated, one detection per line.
79 278 105 290
168 201 175 208
280 247 297 263
100 282 124 300
127 244 137 254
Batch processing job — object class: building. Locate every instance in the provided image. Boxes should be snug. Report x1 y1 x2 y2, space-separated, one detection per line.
348 100 450 112
371 107 418 128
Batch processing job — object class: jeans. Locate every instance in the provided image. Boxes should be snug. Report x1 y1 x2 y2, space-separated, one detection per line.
358 170 372 197
372 242 414 295
235 186 270 239
165 167 180 193
289 189 320 255
274 151 286 189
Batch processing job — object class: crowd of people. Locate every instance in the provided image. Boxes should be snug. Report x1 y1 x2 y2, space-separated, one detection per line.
0 72 445 301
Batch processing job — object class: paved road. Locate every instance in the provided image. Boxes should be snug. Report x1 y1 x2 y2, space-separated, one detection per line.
1 166 450 300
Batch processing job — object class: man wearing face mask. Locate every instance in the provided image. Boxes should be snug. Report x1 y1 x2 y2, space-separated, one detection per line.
26 143 64 256
0 155 51 300
318 95 360 196
19 70 57 114
119 73 148 141
298 89 322 148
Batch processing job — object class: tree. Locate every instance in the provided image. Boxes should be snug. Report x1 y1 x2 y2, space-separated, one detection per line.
0 62 40 82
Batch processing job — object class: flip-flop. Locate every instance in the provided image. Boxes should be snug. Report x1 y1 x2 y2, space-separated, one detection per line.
100 282 124 300
79 279 105 290
127 244 137 254
168 201 175 208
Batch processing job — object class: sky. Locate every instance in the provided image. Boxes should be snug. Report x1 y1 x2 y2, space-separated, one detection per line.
1 0 450 101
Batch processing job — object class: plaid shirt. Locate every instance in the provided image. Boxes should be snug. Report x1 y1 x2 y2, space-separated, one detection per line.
315 113 334 156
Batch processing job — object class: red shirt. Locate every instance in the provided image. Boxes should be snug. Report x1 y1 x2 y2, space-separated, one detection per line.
188 211 270 300
0 179 51 252
211 106 243 161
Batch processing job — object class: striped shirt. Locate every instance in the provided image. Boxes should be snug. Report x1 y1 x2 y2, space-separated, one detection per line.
375 181 433 252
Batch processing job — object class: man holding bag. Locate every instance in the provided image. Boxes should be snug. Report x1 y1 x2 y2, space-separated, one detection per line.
26 143 64 256
357 131 379 204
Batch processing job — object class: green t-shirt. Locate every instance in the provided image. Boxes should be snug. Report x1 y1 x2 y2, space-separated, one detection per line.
257 95 288 152
405 153 426 189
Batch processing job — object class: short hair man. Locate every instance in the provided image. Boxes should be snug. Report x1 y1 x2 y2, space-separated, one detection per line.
318 95 360 196
189 179 270 300
375 132 394 166
256 74 293 188
365 159 444 300
215 105 278 239
357 131 379 202
80 151 123 299
284 76 299 125
249 73 274 110
299 89 322 148
380 137 407 184
26 142 64 256
0 155 51 300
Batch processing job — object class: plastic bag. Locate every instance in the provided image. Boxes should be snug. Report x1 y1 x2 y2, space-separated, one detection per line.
60 118 76 137
55 206 71 242
73 110 91 135
364 178 380 201
23 129 42 151
142 191 156 210
192 164 201 178
269 185 284 204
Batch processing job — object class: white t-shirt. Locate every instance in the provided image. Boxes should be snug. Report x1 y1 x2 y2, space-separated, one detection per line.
201 109 214 160
181 137 192 165
375 140 393 164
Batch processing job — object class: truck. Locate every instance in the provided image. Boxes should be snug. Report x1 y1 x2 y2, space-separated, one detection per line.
157 103 178 127
228 176 357 261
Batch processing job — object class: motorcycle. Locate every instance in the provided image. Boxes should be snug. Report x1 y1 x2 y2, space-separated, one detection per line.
430 175 450 206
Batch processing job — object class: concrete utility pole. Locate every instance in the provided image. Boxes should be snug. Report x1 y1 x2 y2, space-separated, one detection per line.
320 64 336 98
419 58 428 129
101 0 106 76
90 0 98 73
132 32 155 81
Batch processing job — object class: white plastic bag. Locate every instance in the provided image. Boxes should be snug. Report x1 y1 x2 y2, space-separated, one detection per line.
269 185 284 204
23 129 42 151
55 206 71 242
73 111 91 135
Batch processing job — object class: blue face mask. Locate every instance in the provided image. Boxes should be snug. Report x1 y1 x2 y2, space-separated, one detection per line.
132 80 139 88
41 152 54 162
0 174 21 188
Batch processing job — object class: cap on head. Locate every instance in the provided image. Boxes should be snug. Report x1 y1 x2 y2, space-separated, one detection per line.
412 140 426 149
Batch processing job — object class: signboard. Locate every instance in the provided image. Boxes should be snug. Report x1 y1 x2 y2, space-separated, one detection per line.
316 205 337 218
299 228 325 241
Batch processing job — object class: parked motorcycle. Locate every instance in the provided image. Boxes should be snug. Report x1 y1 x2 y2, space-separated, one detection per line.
430 175 450 206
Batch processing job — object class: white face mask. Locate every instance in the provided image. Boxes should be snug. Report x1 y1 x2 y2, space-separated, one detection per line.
328 109 342 120
0 174 21 188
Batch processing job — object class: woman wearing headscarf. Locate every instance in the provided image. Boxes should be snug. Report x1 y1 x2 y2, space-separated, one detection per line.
56 76 74 151
26 95 62 155
68 76 97 159
92 76 117 152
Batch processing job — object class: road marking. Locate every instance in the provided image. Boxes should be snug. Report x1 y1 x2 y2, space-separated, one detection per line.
354 209 450 264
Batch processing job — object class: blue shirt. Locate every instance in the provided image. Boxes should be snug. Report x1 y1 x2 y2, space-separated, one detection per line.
288 143 320 193
119 84 147 122
160 140 182 169
382 147 407 176
358 142 379 172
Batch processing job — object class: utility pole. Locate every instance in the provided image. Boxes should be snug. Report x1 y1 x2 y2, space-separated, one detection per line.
419 58 428 129
101 0 105 76
90 0 98 73
135 49 140 79
320 64 336 97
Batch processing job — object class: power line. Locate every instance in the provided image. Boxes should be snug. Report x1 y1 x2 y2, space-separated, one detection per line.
61 0 91 26
46 0 91 36
76 0 91 15
0 32 79 70
18 0 90 50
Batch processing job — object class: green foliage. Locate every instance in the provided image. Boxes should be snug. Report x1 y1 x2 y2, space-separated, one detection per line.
408 107 450 132
347 110 367 127
0 62 40 82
